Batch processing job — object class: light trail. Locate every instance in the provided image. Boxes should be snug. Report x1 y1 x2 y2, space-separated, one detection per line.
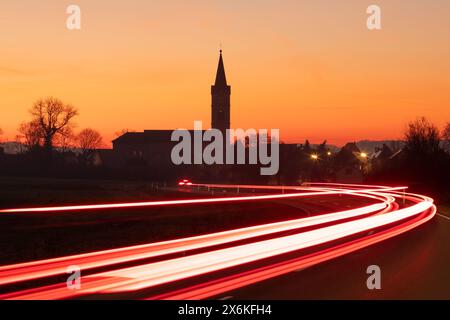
151 207 435 300
0 183 435 300
0 203 388 286
0 185 405 214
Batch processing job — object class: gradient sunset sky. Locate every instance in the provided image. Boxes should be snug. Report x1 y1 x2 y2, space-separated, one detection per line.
1 0 449 146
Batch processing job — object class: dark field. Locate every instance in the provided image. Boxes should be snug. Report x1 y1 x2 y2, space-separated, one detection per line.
0 177 374 265
0 177 188 208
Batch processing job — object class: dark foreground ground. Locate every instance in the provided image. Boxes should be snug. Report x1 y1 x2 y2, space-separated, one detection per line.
0 177 374 265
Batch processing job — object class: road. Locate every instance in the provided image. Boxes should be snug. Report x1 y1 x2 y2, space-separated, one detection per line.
213 214 450 300
0 183 443 300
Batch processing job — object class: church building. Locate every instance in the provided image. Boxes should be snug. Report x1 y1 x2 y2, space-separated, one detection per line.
111 51 231 179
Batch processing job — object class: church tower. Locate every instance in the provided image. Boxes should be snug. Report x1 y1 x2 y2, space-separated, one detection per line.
211 50 231 132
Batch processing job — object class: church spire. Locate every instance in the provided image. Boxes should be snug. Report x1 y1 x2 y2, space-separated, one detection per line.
214 50 227 86
211 49 231 131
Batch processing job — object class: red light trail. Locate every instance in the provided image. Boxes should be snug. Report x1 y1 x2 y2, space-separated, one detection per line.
0 183 436 300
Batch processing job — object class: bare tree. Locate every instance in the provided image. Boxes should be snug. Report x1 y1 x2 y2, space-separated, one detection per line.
29 97 78 154
77 128 104 154
404 117 441 154
18 121 43 149
443 122 450 140
54 127 76 152
443 122 450 153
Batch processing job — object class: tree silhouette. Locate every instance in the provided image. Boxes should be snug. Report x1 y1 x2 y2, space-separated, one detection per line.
18 121 43 149
373 117 450 195
28 97 78 155
77 128 103 152
443 122 450 153
54 127 76 152
77 128 104 163
404 117 440 155
444 123 450 139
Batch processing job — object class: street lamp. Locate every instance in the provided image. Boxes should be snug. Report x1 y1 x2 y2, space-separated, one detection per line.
311 154 319 160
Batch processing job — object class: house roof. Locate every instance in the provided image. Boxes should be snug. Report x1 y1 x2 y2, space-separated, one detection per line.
112 130 206 144
389 148 404 159
371 144 393 160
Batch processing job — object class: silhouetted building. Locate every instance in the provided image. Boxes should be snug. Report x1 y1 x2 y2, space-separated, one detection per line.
113 130 206 167
372 144 393 161
211 50 231 132
334 142 364 183
112 50 231 179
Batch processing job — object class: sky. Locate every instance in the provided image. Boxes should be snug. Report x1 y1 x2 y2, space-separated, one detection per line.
1 0 449 146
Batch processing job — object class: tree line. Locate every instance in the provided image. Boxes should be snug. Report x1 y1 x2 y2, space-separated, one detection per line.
0 97 449 199
3 97 104 160
368 117 450 201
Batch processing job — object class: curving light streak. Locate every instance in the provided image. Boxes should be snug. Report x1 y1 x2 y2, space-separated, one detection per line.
0 186 405 214
0 183 435 300
0 203 388 286
0 187 394 286
151 207 435 300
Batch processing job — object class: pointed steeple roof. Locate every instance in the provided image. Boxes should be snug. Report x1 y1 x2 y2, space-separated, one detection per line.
214 50 228 86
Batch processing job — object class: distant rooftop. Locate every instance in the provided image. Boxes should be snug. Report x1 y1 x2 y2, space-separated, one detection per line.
113 130 206 144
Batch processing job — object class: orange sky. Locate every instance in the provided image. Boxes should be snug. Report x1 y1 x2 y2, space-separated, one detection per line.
1 0 449 146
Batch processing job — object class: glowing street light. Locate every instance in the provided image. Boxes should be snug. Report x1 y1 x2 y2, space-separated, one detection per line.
360 152 368 159
327 151 332 156
311 154 319 160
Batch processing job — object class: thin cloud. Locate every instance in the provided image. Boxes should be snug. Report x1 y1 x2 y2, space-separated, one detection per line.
0 66 33 76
